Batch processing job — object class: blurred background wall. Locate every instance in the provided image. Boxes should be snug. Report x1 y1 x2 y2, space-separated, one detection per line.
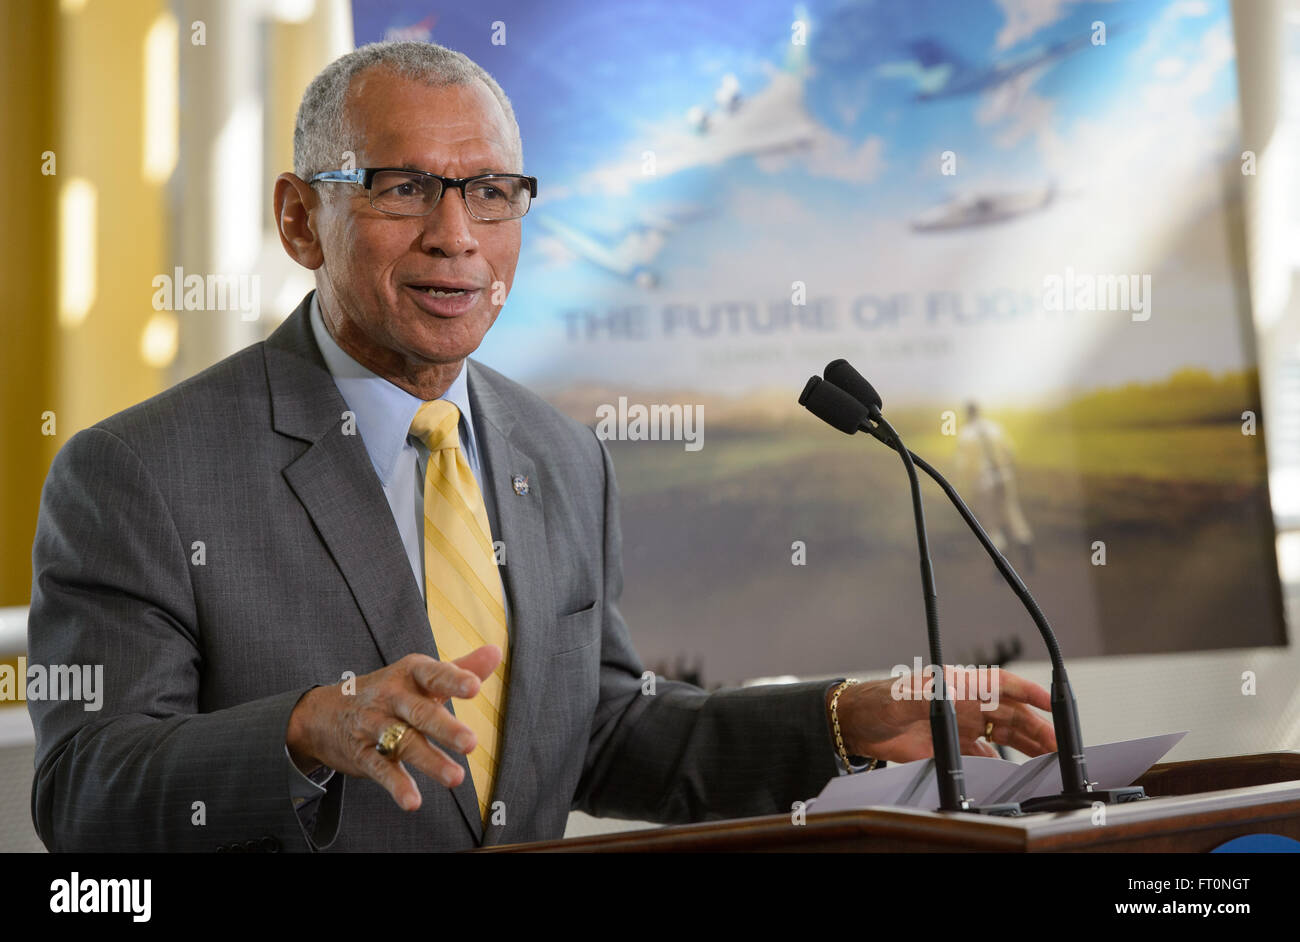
0 0 353 852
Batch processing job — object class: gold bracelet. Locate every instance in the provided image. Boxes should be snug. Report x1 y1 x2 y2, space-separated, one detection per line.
830 679 879 774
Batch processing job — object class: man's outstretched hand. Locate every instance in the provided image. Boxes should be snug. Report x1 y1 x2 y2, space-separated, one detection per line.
286 646 502 811
827 666 1057 763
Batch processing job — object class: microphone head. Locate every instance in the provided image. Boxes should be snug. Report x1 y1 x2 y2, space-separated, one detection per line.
824 359 883 411
799 376 870 435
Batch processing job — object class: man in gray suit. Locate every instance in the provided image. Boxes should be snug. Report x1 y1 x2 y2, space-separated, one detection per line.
27 42 1056 852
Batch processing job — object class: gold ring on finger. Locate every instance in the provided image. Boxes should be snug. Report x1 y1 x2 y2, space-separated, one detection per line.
376 721 411 758
984 720 995 742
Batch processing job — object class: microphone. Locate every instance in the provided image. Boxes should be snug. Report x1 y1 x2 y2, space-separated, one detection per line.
822 359 898 453
825 358 882 409
799 376 1020 816
798 376 871 434
820 360 1145 812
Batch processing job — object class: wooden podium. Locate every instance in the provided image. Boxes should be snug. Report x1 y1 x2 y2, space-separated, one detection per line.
483 752 1300 852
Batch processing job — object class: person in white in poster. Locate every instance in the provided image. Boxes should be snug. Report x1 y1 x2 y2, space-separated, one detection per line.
955 402 1035 572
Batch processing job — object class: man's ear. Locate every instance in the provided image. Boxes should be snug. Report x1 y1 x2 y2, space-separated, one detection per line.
274 173 325 270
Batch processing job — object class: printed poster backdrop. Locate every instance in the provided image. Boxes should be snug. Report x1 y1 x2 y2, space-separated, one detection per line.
352 0 1286 685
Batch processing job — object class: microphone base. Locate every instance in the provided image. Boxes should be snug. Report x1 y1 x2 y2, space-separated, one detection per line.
1020 786 1147 813
949 801 1023 817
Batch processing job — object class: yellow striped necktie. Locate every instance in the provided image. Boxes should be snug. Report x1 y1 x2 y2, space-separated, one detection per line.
409 399 509 825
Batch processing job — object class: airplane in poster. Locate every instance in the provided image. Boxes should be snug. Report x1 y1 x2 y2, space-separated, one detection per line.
587 6 820 191
910 181 1058 232
532 205 709 289
681 54 819 164
880 34 1097 103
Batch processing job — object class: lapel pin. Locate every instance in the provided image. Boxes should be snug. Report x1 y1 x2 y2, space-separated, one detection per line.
511 474 530 496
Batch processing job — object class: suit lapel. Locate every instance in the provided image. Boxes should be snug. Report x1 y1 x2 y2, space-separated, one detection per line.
467 362 554 846
264 295 484 841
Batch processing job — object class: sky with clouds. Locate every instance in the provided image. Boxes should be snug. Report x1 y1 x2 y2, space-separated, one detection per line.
357 0 1247 404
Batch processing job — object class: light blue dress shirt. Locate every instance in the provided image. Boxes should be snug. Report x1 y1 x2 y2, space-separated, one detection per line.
310 294 486 592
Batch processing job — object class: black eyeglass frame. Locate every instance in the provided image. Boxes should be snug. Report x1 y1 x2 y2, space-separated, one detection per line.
308 167 538 220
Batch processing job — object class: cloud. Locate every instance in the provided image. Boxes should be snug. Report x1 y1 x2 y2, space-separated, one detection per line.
1037 19 1236 202
991 87 1060 151
804 132 886 182
1131 0 1214 65
969 67 1061 154
995 0 1076 50
533 235 578 268
1153 56 1186 78
755 131 886 183
994 0 1120 51
1139 21 1233 112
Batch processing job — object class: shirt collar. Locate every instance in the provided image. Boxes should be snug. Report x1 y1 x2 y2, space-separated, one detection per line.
308 293 478 484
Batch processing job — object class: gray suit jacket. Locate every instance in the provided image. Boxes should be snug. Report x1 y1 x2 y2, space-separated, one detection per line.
27 293 841 852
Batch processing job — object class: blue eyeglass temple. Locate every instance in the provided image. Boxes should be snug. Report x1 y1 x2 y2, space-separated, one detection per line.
310 169 536 194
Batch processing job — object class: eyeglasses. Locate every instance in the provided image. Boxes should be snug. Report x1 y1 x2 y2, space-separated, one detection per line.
308 168 538 221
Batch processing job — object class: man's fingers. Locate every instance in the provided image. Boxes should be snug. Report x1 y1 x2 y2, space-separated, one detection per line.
408 651 494 701
967 737 1000 759
394 695 478 768
936 665 1052 714
302 657 495 813
385 728 467 791
992 669 1052 713
358 740 423 812
1003 702 1057 754
454 644 503 682
1001 719 1057 757
977 703 1057 756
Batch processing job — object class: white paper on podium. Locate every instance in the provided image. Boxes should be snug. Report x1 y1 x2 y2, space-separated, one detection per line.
809 731 1188 813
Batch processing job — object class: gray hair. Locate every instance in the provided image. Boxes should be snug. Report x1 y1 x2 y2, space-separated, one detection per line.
293 40 523 179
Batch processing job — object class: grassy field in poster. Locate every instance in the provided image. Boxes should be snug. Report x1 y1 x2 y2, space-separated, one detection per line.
567 368 1284 684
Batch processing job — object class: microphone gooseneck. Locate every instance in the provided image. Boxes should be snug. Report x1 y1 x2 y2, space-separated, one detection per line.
800 370 1021 816
820 359 1145 811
